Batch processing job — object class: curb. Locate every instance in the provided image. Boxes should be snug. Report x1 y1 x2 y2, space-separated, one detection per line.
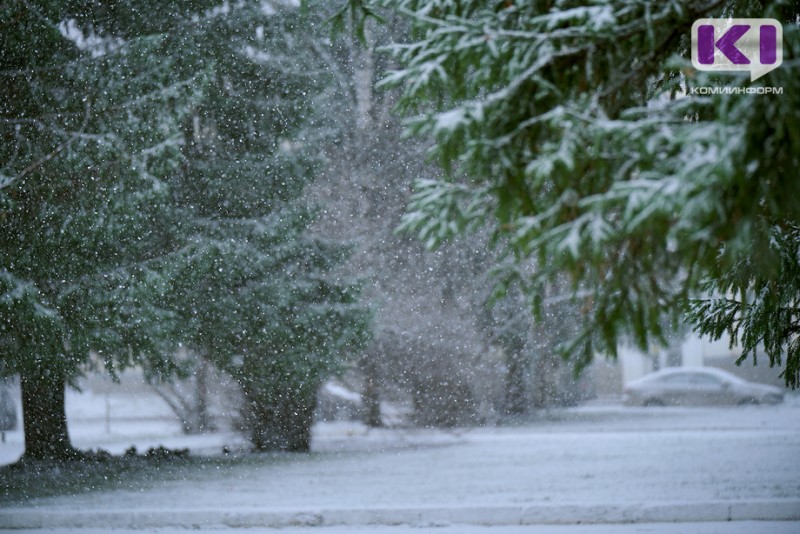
2 500 799 529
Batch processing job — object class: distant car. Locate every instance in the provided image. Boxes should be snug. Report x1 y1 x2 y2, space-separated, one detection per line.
623 367 784 407
0 386 16 436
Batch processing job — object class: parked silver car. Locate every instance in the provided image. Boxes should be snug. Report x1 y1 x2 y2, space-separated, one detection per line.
623 367 784 406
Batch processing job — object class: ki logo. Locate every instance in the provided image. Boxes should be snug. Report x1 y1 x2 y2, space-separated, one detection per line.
691 18 783 81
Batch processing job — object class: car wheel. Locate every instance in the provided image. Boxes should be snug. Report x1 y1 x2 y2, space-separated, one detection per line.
643 398 664 407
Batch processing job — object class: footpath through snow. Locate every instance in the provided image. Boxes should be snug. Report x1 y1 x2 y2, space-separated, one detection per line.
1 395 799 530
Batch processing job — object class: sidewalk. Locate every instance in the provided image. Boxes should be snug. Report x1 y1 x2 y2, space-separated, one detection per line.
4 522 800 534
3 500 800 530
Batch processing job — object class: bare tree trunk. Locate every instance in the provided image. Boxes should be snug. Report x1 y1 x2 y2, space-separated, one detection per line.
532 350 562 408
150 353 216 435
504 350 528 415
352 32 383 430
362 353 382 427
532 352 548 409
354 44 373 132
195 358 212 432
20 364 76 461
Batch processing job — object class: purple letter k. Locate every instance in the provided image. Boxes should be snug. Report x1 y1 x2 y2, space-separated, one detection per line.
697 24 751 64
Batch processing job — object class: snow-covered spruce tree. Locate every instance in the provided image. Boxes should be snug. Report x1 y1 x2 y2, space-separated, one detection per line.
0 0 210 460
2 0 366 458
164 5 370 452
382 0 800 387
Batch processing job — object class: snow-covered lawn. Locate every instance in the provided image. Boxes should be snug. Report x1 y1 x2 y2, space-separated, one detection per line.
1 390 799 530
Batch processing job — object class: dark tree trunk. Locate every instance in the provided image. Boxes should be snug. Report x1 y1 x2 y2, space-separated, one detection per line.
20 366 76 461
195 359 212 433
362 355 382 428
363 377 382 428
243 383 318 453
505 350 529 416
280 395 316 452
532 351 561 409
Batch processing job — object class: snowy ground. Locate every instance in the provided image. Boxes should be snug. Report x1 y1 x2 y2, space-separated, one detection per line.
1 390 799 532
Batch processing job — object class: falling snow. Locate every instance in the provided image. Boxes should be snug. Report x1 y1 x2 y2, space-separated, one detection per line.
2 1 799 531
